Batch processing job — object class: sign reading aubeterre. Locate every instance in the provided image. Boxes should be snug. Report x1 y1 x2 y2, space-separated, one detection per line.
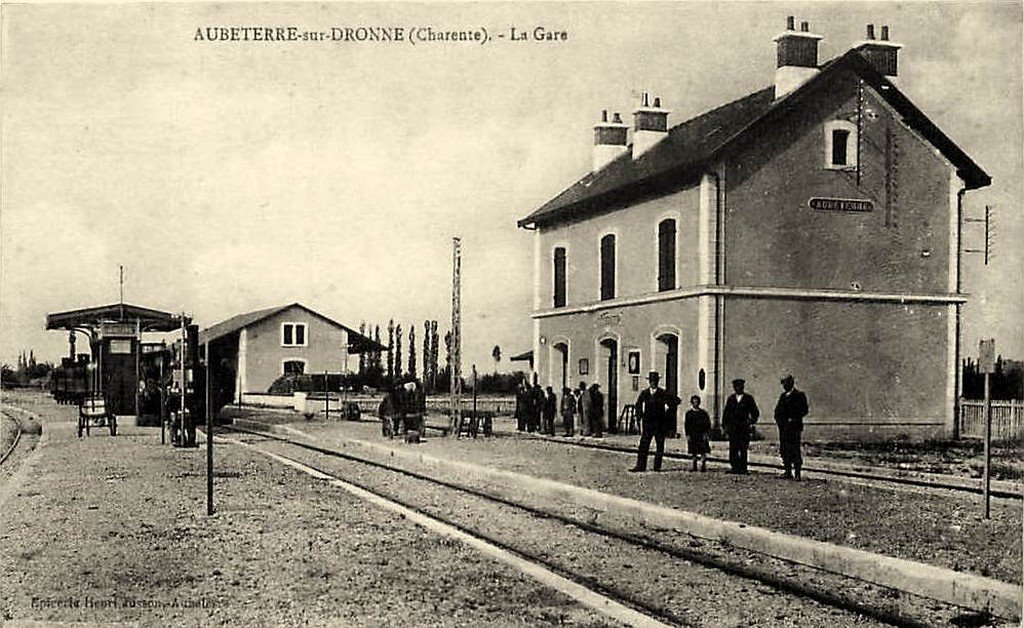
809 197 874 213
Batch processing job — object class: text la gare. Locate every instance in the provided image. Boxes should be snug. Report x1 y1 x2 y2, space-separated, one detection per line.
509 26 568 42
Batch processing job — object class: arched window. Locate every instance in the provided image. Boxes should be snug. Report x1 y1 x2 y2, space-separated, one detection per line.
600 234 616 301
657 219 676 292
824 120 858 170
553 247 567 308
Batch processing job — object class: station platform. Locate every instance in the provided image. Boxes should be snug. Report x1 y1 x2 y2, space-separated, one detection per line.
237 411 1022 590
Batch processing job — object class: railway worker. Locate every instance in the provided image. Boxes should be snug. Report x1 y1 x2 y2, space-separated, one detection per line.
684 395 712 472
560 387 576 436
722 378 759 474
515 381 529 431
774 374 809 480
542 386 558 435
377 389 396 438
403 380 426 437
575 381 590 436
588 383 604 438
530 383 545 433
630 372 679 472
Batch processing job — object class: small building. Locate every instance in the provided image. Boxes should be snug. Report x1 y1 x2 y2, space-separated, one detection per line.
517 19 990 439
200 303 380 400
45 302 187 417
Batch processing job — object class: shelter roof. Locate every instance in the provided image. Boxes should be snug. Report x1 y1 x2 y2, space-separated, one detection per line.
45 303 186 332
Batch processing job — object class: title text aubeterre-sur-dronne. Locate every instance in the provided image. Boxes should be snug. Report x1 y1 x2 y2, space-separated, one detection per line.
193 25 569 45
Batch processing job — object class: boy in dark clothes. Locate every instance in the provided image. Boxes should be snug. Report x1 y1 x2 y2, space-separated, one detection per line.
684 395 712 472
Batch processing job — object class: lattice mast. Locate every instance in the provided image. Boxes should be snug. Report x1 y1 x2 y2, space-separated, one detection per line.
449 237 462 434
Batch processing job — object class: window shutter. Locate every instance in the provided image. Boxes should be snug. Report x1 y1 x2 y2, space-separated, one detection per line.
296 324 305 345
283 324 293 345
600 234 616 301
658 219 676 292
553 248 567 308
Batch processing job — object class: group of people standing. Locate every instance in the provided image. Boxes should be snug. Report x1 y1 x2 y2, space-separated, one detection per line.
515 381 606 438
631 371 809 480
378 378 426 441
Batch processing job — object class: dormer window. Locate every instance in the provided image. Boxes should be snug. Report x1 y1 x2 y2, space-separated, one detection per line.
824 120 858 170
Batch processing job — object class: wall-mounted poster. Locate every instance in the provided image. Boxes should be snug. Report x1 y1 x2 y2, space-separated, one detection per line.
627 350 641 375
632 376 640 392
578 358 589 376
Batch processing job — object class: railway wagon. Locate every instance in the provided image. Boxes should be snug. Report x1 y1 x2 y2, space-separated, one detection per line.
50 357 92 405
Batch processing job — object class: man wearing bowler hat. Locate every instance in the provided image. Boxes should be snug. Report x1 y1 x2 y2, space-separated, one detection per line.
722 378 759 474
774 374 809 480
630 371 680 472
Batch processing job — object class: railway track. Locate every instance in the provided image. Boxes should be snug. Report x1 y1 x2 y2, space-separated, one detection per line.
0 411 24 466
490 427 1024 501
220 424 980 627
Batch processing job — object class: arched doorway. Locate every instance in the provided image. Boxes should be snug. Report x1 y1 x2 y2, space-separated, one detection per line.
598 337 618 434
654 331 680 436
550 341 569 392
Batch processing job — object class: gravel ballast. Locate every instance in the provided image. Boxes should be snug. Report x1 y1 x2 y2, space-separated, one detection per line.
295 417 1022 585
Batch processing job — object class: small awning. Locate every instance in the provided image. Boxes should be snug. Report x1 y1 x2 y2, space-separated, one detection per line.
510 350 534 363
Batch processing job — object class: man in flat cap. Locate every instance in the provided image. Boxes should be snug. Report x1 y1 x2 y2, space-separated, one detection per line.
722 378 759 474
774 374 809 480
630 371 680 472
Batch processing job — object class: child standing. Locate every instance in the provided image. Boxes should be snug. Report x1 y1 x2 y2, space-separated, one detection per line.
684 395 712 471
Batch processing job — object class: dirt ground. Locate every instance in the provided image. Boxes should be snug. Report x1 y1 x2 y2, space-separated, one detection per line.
0 396 619 627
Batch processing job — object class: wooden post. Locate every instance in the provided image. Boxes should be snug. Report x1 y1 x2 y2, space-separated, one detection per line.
472 364 478 438
206 340 213 516
978 338 995 519
324 370 330 419
180 314 186 447
159 358 165 445
983 370 991 519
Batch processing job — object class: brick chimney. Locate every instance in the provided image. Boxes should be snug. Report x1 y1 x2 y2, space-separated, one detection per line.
857 24 901 80
593 110 628 172
774 16 823 99
632 94 670 160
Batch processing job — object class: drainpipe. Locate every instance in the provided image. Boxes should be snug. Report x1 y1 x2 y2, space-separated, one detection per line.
953 186 966 439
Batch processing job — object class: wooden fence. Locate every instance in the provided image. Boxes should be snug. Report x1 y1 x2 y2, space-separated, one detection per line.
958 398 1024 441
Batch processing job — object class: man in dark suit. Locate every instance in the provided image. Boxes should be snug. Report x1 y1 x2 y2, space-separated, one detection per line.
630 371 680 472
722 378 759 474
774 374 809 480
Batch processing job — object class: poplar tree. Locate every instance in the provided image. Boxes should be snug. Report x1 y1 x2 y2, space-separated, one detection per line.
358 321 367 375
387 320 395 380
408 325 417 378
423 320 431 391
395 324 403 380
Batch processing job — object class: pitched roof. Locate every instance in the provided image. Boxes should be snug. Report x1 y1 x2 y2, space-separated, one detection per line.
45 303 187 332
518 49 990 229
200 303 385 353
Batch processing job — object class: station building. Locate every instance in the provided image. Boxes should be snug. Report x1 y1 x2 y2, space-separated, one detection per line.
517 20 990 439
200 302 380 401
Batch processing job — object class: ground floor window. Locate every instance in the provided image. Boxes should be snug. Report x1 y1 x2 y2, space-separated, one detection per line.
283 360 306 376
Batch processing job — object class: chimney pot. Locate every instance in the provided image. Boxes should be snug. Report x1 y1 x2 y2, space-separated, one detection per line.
800 21 809 32
881 25 889 41
642 92 650 107
653 97 661 108
786 15 795 30
866 24 875 40
601 109 608 123
612 112 622 124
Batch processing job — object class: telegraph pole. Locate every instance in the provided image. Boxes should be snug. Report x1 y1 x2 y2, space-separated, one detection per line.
450 237 462 435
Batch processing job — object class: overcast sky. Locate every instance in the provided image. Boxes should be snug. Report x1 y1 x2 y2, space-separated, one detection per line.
2 1 1021 371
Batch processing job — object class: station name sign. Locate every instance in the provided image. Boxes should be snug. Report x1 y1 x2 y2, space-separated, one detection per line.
809 197 873 213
